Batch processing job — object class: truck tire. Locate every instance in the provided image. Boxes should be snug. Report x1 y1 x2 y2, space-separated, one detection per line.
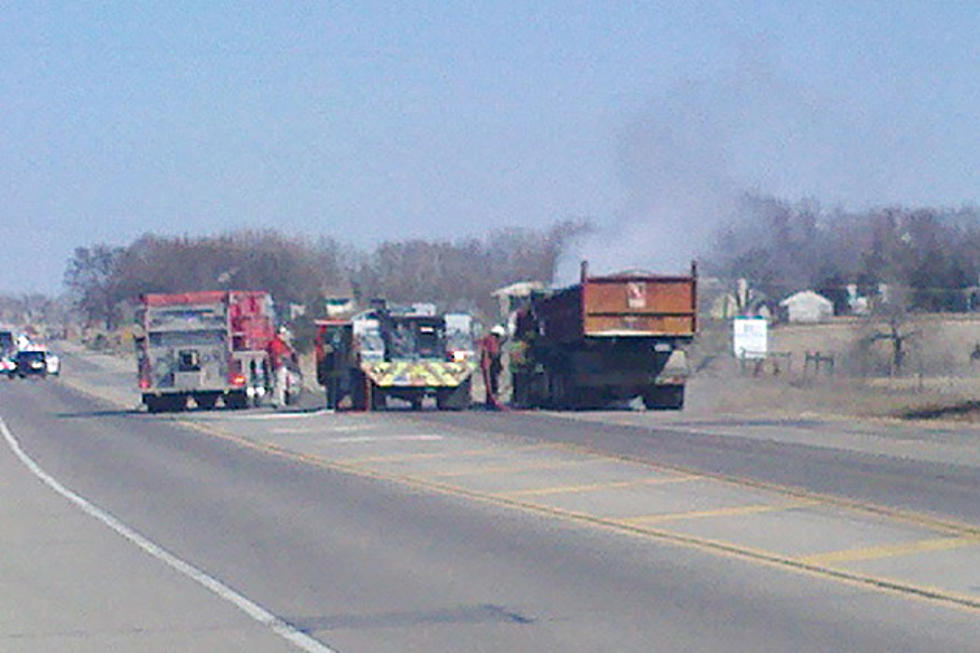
144 395 166 413
225 391 248 410
511 372 528 408
351 372 368 411
145 394 184 413
370 385 387 410
166 394 187 412
437 379 471 411
644 385 685 410
547 371 572 409
325 377 342 410
194 393 218 410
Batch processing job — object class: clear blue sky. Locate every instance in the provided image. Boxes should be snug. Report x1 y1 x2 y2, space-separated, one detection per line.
1 1 977 294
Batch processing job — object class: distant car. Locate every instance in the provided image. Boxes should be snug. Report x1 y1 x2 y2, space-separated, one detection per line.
14 350 47 378
0 355 15 377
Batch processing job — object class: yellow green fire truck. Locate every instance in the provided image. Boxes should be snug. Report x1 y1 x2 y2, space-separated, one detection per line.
315 304 476 411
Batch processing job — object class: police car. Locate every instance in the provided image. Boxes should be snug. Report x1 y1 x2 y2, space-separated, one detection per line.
14 348 48 378
0 355 15 377
45 350 61 376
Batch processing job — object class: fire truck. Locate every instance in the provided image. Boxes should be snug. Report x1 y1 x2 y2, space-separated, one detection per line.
134 291 295 412
315 304 476 411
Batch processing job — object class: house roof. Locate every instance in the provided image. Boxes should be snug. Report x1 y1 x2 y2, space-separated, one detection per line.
779 290 833 307
491 281 545 297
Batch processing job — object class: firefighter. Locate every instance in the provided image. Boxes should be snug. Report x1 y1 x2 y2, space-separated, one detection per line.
269 326 292 407
321 329 343 409
480 324 506 408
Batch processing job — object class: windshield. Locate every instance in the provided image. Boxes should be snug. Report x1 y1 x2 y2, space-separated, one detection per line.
416 323 442 358
387 322 417 359
149 329 226 348
446 328 473 352
385 318 445 360
147 307 225 329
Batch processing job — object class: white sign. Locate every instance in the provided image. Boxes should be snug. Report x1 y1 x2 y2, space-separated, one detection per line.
733 317 767 359
627 282 647 309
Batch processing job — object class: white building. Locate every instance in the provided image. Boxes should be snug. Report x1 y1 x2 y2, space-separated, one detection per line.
491 281 545 319
779 290 834 323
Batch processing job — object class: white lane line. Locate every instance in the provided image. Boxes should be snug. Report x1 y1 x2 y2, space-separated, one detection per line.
271 424 374 434
327 435 444 444
197 410 335 421
0 417 335 653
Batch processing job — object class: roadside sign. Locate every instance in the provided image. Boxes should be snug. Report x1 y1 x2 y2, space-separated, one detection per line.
733 317 767 359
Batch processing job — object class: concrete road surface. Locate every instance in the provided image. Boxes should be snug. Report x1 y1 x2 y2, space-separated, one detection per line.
1 348 979 651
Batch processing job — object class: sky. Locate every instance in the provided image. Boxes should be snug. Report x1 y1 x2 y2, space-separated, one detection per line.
1 1 977 294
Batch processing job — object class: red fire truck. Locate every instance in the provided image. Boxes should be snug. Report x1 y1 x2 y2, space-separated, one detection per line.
134 291 288 412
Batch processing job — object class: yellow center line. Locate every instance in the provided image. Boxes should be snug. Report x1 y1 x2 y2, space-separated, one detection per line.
178 419 980 613
493 474 697 498
335 443 559 465
620 500 820 525
422 457 593 479
800 536 980 566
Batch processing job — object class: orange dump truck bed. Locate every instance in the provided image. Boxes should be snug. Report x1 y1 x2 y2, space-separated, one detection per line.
533 262 697 344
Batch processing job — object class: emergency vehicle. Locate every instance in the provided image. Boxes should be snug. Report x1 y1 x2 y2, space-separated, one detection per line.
134 291 298 412
315 304 476 410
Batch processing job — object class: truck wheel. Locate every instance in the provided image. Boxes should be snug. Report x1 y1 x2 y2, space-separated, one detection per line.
511 373 527 407
548 372 570 409
165 395 187 412
526 371 548 408
144 395 165 413
194 393 218 410
437 379 471 410
644 385 685 410
225 391 248 410
351 373 368 411
370 383 387 411
325 378 341 410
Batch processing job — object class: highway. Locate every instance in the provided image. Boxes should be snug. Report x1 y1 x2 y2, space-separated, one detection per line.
2 349 980 651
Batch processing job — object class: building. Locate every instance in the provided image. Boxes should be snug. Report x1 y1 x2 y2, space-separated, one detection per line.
491 281 545 320
779 290 834 323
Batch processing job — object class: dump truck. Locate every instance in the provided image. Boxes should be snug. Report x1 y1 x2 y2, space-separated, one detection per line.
509 261 697 410
315 304 476 411
134 291 285 412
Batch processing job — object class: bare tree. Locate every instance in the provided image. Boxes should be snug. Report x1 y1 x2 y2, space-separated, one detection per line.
353 220 590 321
866 299 920 376
707 196 980 314
65 221 589 344
64 244 124 329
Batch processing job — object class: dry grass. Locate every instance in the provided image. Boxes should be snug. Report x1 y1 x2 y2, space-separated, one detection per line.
687 315 980 423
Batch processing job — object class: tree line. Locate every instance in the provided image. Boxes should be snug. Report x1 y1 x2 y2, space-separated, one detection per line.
706 194 980 315
62 194 980 340
64 221 588 334
0 293 70 330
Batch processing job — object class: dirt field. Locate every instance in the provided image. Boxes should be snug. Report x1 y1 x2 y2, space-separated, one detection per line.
686 314 980 422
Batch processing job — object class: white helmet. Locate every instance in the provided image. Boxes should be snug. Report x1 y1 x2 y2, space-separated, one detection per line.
490 325 506 337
